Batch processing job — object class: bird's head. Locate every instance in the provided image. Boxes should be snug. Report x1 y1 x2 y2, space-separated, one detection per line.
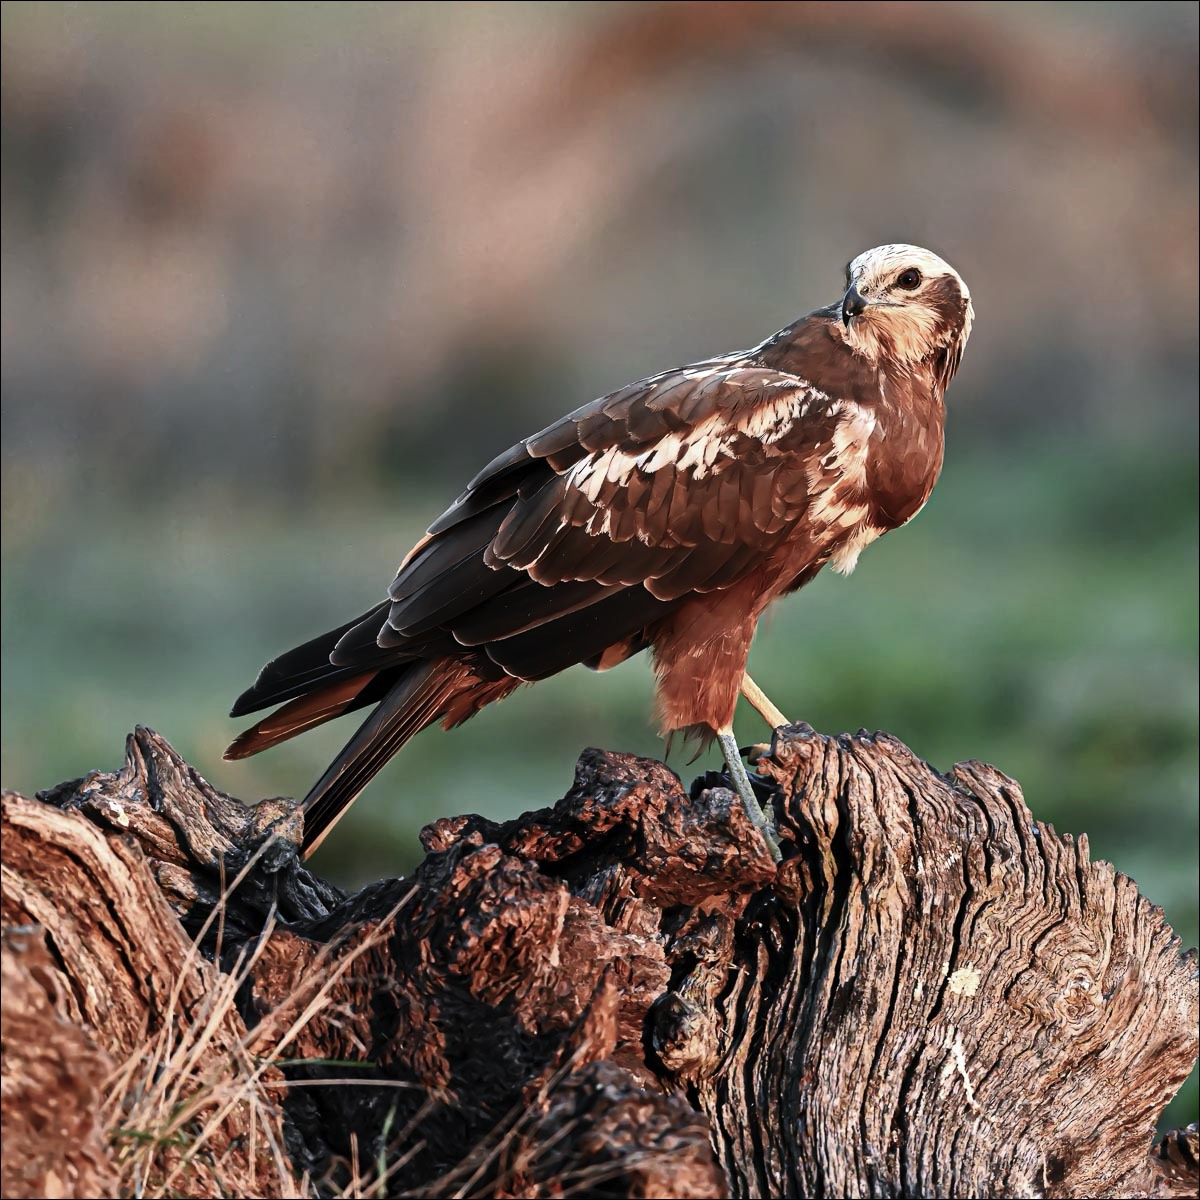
838 244 974 386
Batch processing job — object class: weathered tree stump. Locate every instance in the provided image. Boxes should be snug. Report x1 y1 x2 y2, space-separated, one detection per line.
1 725 1196 1199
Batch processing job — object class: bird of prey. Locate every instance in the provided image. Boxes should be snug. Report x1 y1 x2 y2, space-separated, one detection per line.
227 244 973 863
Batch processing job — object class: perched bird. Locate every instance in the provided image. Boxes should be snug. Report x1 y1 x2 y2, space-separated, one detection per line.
227 244 973 862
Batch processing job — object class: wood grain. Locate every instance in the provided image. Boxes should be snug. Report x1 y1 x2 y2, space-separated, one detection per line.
2 725 1195 1198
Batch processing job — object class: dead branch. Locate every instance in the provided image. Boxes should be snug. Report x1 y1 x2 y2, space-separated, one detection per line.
2 725 1196 1198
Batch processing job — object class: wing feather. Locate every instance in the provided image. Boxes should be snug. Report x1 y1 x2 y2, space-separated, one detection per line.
490 477 568 564
383 558 513 641
485 586 674 680
451 579 620 645
388 503 504 602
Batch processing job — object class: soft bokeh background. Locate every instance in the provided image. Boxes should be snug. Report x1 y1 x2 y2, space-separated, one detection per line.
2 1 1196 1121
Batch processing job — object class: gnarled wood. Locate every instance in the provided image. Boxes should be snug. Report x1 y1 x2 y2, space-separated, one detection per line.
0 927 119 1200
0 785 299 1200
1 725 1196 1198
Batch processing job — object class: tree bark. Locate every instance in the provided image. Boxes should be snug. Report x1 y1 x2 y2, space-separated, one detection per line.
1 724 1196 1199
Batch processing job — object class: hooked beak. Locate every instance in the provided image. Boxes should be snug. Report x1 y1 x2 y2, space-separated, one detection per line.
841 284 868 326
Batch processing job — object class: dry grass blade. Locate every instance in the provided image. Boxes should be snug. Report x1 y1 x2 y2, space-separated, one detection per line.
404 1049 591 1200
102 835 416 1200
329 1097 435 1200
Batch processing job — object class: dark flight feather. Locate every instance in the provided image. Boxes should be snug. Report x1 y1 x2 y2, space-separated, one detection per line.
485 586 674 680
230 604 391 717
331 603 402 664
387 503 506 602
450 579 621 646
225 669 391 759
384 554 512 640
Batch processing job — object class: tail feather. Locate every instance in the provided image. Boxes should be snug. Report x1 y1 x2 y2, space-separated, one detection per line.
300 659 472 858
223 670 383 760
231 603 391 717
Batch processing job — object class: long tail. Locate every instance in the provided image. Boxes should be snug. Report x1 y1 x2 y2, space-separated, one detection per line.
229 603 392 718
224 670 389 760
299 659 485 858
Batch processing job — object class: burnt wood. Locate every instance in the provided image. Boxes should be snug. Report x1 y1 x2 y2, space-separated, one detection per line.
2 724 1196 1199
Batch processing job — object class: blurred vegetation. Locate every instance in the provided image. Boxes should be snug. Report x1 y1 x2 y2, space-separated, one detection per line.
2 1 1197 1125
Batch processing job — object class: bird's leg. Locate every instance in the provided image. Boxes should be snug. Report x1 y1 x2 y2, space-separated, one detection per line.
740 673 790 730
716 727 782 863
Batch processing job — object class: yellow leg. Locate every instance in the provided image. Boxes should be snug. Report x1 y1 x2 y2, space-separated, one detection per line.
716 727 781 863
740 673 790 730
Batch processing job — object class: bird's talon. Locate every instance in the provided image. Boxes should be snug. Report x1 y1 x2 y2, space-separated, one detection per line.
741 741 772 765
756 817 783 863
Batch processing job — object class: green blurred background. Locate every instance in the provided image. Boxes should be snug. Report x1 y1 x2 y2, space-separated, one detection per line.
2 1 1196 1122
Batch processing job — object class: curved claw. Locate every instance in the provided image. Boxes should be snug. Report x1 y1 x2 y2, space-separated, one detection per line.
741 741 772 766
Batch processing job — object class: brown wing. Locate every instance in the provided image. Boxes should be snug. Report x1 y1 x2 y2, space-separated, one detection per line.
483 369 832 598
329 355 859 683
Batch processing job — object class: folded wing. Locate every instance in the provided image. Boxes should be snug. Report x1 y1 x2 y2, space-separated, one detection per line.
232 351 856 722
374 361 843 680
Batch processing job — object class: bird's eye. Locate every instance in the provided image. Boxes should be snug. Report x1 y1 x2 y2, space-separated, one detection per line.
896 268 922 290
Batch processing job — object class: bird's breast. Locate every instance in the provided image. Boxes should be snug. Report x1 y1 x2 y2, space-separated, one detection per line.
863 396 945 530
